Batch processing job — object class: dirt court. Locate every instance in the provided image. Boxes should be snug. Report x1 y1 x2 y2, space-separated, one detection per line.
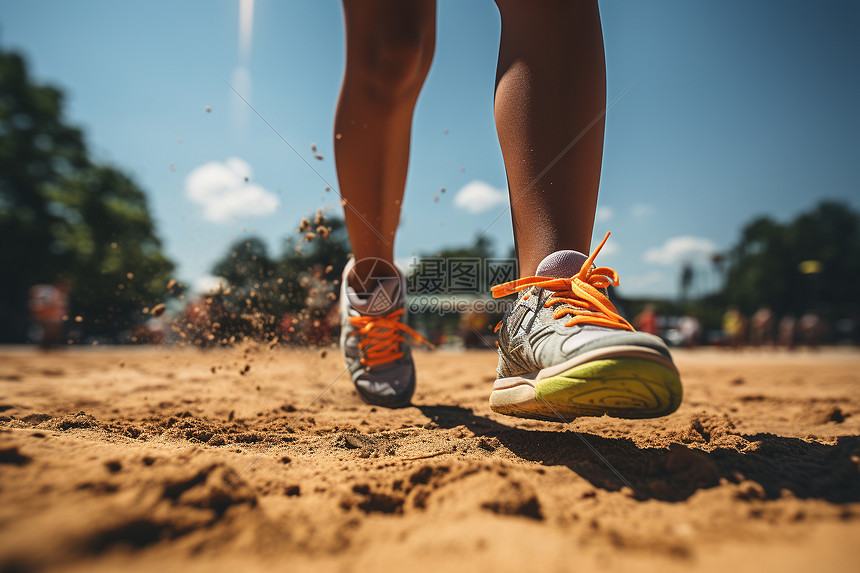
0 345 858 572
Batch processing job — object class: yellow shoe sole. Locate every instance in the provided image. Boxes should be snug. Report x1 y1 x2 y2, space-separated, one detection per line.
490 357 682 421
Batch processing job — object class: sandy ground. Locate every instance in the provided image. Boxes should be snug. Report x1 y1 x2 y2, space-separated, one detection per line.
0 345 858 573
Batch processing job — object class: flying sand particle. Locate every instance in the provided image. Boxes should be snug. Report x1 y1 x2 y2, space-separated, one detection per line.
151 303 167 317
310 143 317 152
313 153 324 160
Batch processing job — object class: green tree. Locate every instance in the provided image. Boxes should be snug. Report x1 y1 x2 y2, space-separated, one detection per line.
0 50 86 341
54 166 174 338
204 217 351 343
408 234 501 345
0 48 174 341
723 201 860 320
277 216 351 310
212 237 275 290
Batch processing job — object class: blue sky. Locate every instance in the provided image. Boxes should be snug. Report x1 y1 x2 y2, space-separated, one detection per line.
2 0 858 298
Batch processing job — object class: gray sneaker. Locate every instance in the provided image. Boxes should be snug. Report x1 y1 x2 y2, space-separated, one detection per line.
339 258 428 407
490 234 682 421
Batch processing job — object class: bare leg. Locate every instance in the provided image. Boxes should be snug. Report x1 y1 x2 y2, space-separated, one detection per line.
494 0 606 277
335 0 436 283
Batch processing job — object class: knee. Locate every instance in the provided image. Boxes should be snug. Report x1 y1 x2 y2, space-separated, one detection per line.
347 25 434 105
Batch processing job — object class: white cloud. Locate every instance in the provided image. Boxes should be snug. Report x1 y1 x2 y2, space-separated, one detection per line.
631 203 655 218
185 157 279 223
453 180 508 214
644 236 717 265
192 275 226 295
596 206 614 222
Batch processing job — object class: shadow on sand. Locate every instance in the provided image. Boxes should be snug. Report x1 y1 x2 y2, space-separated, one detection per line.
417 404 860 503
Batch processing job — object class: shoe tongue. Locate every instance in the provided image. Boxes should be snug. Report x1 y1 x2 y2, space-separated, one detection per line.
346 276 401 315
535 250 588 278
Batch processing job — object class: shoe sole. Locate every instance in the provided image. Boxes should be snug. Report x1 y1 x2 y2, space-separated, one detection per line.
490 346 682 421
354 379 415 409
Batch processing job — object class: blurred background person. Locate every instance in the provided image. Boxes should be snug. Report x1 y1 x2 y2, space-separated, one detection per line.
749 306 774 347
27 283 68 349
678 314 702 348
722 305 746 349
634 304 659 336
799 311 823 349
778 314 797 350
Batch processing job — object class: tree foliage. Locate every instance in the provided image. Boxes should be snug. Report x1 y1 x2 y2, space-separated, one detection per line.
722 201 860 319
408 234 502 344
201 217 350 344
0 49 174 341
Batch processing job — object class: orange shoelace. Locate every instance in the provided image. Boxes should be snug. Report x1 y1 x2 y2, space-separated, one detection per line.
349 307 434 368
491 232 634 331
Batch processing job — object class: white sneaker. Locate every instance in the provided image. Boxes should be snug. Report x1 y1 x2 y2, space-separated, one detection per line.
490 234 683 421
339 258 430 407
